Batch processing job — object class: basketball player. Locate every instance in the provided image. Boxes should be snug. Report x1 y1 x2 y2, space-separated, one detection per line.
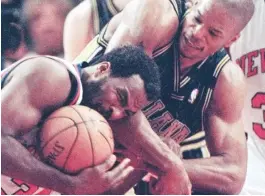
1 46 161 194
72 0 255 194
229 0 265 194
63 0 195 62
64 0 132 61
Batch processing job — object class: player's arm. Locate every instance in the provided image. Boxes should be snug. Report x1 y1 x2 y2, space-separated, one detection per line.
110 110 192 194
104 0 179 56
2 57 135 194
107 137 182 195
183 61 247 194
1 57 74 193
63 0 95 61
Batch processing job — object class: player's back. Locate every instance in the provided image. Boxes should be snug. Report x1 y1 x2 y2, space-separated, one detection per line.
230 0 265 194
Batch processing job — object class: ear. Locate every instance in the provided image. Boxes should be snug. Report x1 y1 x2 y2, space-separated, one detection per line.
224 33 240 48
94 61 111 77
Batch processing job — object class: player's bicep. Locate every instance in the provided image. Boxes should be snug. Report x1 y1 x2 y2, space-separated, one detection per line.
1 77 42 136
204 111 245 156
204 62 247 156
1 58 71 137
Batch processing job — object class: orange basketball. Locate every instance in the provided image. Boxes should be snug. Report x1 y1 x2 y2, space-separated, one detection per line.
39 105 114 174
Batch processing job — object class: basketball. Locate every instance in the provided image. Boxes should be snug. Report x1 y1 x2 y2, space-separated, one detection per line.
38 105 114 174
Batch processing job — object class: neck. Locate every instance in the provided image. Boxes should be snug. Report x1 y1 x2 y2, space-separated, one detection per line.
80 67 94 83
179 56 206 73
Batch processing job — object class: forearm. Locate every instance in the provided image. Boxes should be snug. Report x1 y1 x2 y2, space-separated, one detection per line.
112 112 185 173
184 156 244 194
133 125 184 172
1 135 72 194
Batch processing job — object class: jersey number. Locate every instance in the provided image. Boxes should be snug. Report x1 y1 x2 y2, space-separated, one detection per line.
251 92 265 139
1 178 52 195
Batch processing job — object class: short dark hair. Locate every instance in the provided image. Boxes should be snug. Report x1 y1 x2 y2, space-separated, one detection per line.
96 45 161 101
216 0 254 33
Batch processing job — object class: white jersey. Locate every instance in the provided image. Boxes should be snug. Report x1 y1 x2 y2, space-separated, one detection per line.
1 56 83 195
229 0 265 194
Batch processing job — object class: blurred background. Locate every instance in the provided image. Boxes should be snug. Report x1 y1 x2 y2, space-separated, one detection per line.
1 0 81 69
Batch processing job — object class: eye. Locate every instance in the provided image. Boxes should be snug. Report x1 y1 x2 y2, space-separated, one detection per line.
116 91 122 103
124 110 135 117
194 16 202 24
209 30 217 37
116 90 126 107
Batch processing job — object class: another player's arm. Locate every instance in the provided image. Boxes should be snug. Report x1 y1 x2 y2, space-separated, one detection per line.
183 61 247 194
1 57 74 193
105 0 179 56
110 110 192 194
64 0 95 61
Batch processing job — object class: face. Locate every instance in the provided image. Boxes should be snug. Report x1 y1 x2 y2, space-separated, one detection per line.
28 2 66 55
82 72 148 121
179 0 238 61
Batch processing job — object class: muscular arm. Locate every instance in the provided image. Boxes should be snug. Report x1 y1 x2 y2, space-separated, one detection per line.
112 111 183 171
110 110 191 194
1 57 74 193
111 62 247 194
105 0 179 56
64 0 95 61
184 61 247 194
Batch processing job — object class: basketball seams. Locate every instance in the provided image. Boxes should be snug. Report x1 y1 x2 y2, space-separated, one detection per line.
96 119 114 153
40 119 95 151
63 123 79 173
40 106 114 174
96 126 114 153
44 116 80 121
40 117 77 151
69 106 95 166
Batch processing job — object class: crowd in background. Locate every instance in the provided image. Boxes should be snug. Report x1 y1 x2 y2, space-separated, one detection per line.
1 0 81 69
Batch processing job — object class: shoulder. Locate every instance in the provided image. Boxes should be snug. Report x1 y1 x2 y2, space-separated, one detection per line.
64 0 94 39
209 61 246 120
17 56 70 82
216 61 246 98
13 56 72 105
124 0 179 32
65 0 93 24
64 0 95 61
106 0 179 53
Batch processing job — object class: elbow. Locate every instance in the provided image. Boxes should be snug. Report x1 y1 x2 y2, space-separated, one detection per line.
219 165 246 194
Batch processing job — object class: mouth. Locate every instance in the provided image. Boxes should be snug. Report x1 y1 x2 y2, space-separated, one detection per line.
184 35 203 51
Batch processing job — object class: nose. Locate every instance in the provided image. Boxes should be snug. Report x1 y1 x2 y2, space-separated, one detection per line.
109 106 124 120
192 24 205 41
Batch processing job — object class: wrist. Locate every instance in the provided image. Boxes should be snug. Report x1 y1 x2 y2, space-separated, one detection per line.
48 170 74 194
164 152 185 172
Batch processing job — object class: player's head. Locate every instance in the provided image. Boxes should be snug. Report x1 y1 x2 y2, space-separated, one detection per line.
22 0 73 55
179 0 254 61
81 45 161 120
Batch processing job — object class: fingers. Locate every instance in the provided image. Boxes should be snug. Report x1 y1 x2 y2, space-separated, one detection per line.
108 158 134 182
149 176 162 194
111 158 132 175
143 172 157 182
96 154 117 171
114 151 127 162
143 162 162 177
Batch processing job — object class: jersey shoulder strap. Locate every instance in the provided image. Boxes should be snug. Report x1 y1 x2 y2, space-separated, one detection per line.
45 56 83 105
169 0 186 21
